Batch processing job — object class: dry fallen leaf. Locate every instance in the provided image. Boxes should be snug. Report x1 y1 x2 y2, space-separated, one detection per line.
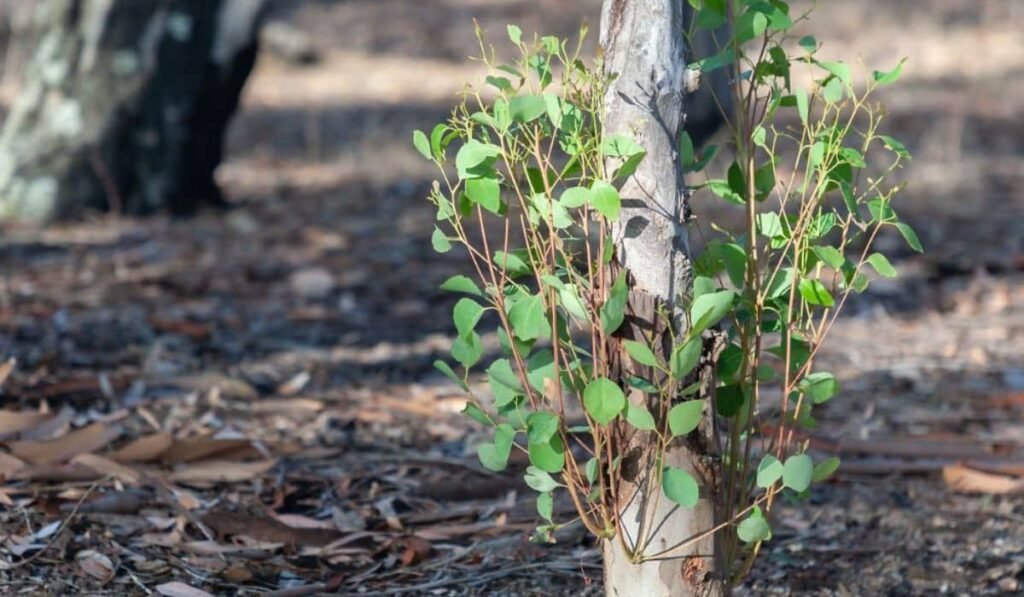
110 432 173 463
160 437 256 464
943 463 1024 494
0 357 14 387
76 549 116 583
7 423 122 465
0 409 50 440
399 535 433 566
155 581 215 597
167 459 277 483
71 453 142 485
0 452 27 478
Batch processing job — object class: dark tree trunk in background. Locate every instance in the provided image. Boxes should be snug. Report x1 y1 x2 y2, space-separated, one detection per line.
0 0 267 222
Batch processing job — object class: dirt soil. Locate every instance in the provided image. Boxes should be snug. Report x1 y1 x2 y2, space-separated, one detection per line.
1 0 1023 595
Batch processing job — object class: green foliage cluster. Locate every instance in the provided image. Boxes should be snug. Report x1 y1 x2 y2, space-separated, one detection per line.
417 0 914 581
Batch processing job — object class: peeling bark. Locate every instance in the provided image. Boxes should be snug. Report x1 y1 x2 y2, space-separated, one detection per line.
0 0 267 222
600 1 725 595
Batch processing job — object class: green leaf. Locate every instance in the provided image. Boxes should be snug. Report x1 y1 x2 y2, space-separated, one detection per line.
413 130 432 160
601 133 645 157
508 294 549 340
440 275 483 297
707 179 744 205
756 212 784 239
625 340 659 368
583 378 626 425
662 467 699 508
585 458 599 484
873 59 905 85
429 124 449 158
486 75 512 92
736 10 768 43
528 435 565 473
671 337 702 379
798 278 834 307
434 359 466 390
478 424 515 471
812 456 841 481
451 332 483 367
493 250 532 276
453 298 485 339
510 94 547 123
715 383 745 417
507 24 522 45
431 227 451 253
559 284 589 321
798 35 818 53
802 372 839 404
525 349 556 393
625 403 657 431
822 77 844 103
560 186 590 208
537 492 554 521
818 60 852 86
756 455 784 488
668 400 704 437
866 253 897 278
456 140 501 179
462 402 491 426
782 454 813 492
590 180 621 220
690 290 736 333
487 359 524 392
679 132 695 170
524 466 560 492
737 512 771 543
895 222 923 252
626 376 660 394
600 273 628 333
879 134 910 159
526 412 560 444
465 175 502 214
812 246 845 269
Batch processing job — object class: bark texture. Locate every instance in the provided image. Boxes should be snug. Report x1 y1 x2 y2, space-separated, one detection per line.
600 1 724 595
0 0 267 222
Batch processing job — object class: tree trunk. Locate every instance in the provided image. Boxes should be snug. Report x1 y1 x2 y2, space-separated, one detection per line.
0 0 266 222
600 1 725 595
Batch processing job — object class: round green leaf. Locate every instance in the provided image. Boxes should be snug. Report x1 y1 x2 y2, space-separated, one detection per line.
559 186 590 208
866 253 897 278
691 290 735 333
662 467 699 508
668 400 704 437
529 435 566 473
524 466 560 492
737 514 771 543
510 94 547 123
625 340 659 368
802 372 839 404
782 454 813 492
431 227 451 253
508 294 549 341
812 456 841 482
413 130 432 160
465 175 502 214
536 491 554 521
756 454 783 488
526 412 560 444
625 403 657 431
590 180 621 221
456 140 500 179
440 275 483 297
451 332 482 367
453 298 485 339
671 337 702 379
583 378 626 425
478 424 515 472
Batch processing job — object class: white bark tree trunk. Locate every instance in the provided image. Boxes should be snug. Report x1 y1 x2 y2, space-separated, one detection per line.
600 1 725 595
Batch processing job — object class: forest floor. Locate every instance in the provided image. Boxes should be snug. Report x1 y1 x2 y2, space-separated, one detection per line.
1 0 1024 595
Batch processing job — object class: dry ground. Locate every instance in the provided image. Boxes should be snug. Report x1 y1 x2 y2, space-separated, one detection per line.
0 0 1023 595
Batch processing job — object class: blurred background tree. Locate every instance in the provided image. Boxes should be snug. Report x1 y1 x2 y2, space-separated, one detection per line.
0 0 267 221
